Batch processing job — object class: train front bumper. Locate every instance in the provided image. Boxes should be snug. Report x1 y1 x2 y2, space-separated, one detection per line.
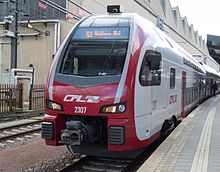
42 114 150 152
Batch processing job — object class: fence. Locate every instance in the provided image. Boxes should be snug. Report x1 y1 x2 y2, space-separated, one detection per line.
29 85 45 110
0 84 45 114
0 84 23 113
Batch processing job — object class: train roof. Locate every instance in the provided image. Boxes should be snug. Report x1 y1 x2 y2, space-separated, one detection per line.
78 13 134 27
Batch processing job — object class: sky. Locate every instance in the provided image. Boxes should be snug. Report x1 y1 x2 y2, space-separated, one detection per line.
169 0 220 39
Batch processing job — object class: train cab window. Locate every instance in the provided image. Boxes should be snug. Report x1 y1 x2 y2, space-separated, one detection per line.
170 68 176 89
139 50 162 86
61 41 128 76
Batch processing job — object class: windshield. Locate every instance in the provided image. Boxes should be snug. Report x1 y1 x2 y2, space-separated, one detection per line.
56 17 130 87
60 41 128 76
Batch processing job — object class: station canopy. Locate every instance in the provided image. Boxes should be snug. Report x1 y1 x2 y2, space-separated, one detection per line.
207 34 220 64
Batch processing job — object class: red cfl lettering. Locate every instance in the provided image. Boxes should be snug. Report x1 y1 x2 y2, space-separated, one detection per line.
169 95 177 104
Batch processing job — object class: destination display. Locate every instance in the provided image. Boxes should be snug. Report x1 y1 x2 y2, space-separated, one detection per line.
73 27 129 40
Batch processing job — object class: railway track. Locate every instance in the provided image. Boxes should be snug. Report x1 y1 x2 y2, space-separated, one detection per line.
59 140 161 172
60 156 132 172
0 120 42 142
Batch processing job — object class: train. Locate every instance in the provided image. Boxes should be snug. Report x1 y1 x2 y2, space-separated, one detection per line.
42 6 220 157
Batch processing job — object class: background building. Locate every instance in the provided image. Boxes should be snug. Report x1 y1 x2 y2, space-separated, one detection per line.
0 0 219 88
0 0 66 21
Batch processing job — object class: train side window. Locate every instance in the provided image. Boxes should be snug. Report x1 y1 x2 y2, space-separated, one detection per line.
139 50 162 86
170 68 175 89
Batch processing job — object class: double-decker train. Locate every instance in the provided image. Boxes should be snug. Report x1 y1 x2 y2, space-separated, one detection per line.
42 7 220 157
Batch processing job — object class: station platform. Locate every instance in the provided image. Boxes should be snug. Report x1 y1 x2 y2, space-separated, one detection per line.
138 95 220 172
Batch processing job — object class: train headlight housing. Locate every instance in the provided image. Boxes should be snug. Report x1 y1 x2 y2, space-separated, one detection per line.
118 104 126 112
100 103 126 114
46 99 63 111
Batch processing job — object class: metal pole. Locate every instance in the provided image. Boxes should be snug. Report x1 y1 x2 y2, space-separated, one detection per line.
29 66 34 110
10 0 18 69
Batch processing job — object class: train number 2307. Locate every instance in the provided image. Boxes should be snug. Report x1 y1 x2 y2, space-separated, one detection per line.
74 106 87 114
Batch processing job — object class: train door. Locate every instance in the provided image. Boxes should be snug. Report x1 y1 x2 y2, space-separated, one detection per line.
151 63 167 134
181 71 186 117
134 50 161 140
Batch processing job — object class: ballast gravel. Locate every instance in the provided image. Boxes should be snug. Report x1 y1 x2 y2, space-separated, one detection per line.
0 132 41 151
20 152 81 172
0 139 76 172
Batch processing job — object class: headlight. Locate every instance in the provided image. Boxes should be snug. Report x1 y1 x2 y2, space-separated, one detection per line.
46 99 63 111
100 103 126 114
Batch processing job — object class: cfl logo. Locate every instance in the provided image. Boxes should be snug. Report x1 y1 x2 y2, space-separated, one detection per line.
63 95 100 103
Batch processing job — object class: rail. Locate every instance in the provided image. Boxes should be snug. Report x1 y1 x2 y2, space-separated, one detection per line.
0 120 42 142
59 139 162 172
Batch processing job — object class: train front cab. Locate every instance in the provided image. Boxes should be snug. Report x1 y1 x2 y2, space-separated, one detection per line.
42 14 151 157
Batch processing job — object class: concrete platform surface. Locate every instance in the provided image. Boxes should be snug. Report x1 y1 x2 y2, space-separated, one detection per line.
138 95 220 172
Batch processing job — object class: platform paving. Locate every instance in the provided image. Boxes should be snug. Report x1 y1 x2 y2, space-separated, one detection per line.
138 95 220 172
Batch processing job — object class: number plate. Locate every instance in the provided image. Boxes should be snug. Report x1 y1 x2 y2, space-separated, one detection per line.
74 106 87 114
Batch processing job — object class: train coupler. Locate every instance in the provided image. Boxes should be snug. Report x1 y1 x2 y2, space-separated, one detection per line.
60 121 95 145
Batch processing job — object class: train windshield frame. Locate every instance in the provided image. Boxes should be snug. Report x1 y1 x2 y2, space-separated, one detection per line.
55 18 130 87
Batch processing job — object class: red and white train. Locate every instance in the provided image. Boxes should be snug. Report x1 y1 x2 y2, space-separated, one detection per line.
42 7 220 157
